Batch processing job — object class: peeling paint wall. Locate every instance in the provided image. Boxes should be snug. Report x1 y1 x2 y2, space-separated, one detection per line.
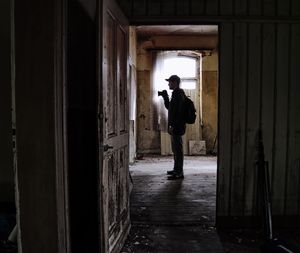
202 51 218 152
136 40 161 154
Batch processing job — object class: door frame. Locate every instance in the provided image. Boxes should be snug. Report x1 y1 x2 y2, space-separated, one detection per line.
132 22 220 225
54 0 70 251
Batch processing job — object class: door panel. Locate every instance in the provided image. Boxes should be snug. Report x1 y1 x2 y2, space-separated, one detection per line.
101 0 130 252
117 26 127 133
105 13 117 137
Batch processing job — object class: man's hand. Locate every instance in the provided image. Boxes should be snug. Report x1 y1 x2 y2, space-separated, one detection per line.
161 90 168 97
158 90 168 97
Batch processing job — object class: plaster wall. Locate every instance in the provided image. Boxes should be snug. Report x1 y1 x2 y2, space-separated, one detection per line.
136 40 160 154
202 51 218 152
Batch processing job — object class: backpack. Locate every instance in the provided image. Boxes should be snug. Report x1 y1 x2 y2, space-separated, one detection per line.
183 95 196 124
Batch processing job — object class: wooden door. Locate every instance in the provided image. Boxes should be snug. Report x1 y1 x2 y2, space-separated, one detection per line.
100 0 130 252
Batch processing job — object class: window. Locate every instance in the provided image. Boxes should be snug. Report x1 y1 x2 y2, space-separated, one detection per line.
164 56 197 89
153 51 201 126
153 51 199 93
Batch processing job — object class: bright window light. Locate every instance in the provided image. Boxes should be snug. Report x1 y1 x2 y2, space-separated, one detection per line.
153 51 200 125
164 57 196 78
181 80 196 89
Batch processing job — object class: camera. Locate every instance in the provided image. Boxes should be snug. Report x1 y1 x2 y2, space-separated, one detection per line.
158 90 167 97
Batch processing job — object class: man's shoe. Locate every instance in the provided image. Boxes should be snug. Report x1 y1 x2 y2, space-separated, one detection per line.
167 170 175 175
167 174 184 180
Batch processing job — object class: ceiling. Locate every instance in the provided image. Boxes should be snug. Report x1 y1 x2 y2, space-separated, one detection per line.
135 25 218 37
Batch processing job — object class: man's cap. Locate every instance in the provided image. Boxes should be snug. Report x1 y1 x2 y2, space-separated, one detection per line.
165 75 181 83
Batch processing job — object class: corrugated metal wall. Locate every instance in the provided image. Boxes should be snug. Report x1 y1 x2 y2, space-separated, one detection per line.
117 0 300 222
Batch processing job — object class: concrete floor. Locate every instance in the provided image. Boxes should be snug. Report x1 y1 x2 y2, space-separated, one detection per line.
122 156 300 253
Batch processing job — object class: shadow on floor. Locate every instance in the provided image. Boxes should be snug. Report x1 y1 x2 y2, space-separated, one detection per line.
122 156 300 253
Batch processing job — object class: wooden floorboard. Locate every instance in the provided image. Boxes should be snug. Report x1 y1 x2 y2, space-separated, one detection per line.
129 156 217 225
123 156 300 253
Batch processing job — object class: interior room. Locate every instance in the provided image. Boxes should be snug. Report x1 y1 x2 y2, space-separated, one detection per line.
1 0 300 252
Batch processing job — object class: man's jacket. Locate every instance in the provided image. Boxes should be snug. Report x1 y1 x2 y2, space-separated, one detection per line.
162 88 186 136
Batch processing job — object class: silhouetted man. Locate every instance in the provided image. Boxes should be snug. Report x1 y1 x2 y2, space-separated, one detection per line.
159 75 186 180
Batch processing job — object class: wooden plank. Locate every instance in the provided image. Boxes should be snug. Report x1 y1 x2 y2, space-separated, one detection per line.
130 157 217 225
117 0 131 17
277 0 290 16
206 0 219 15
271 24 289 215
244 23 262 216
190 0 205 15
230 23 248 216
147 0 161 15
161 0 176 16
248 0 261 16
235 0 248 15
175 0 189 16
285 24 300 215
219 0 233 15
263 0 276 16
132 0 146 16
217 23 234 217
291 0 300 16
261 24 276 193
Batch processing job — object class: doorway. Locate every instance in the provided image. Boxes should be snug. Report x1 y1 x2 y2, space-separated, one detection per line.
130 25 218 157
125 25 219 251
